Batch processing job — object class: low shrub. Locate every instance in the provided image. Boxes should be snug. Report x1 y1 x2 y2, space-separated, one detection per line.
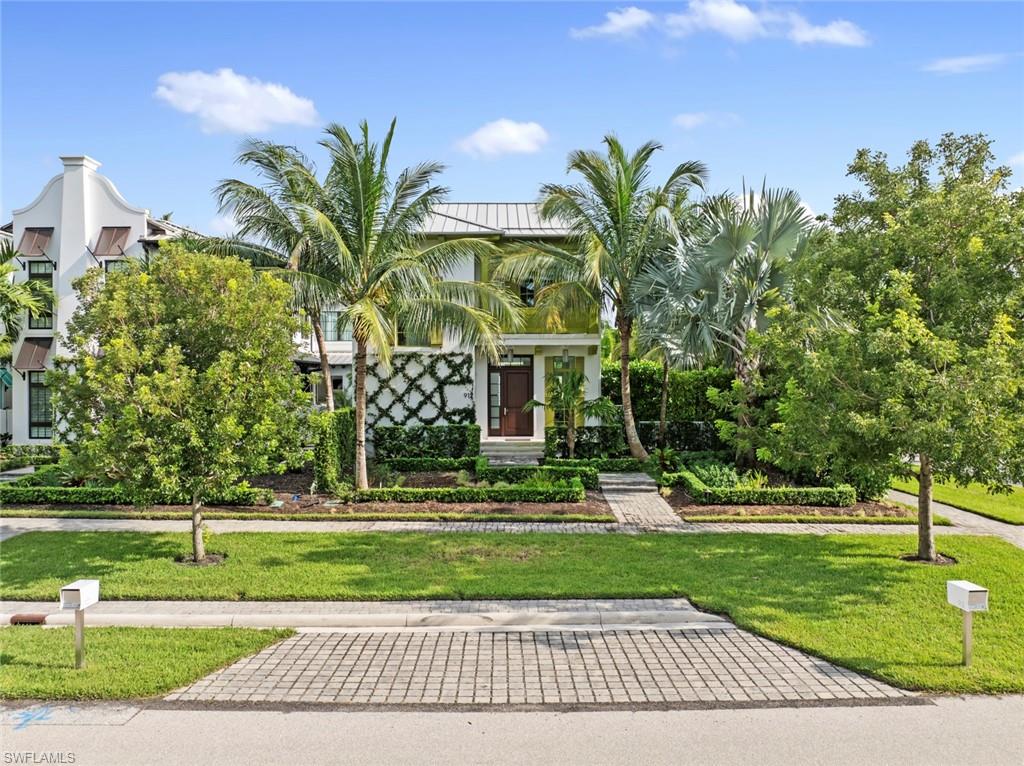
373 424 481 459
688 460 739 488
377 456 478 472
0 484 273 507
352 478 586 504
543 457 646 472
473 457 599 489
7 464 64 487
543 425 626 459
661 468 857 507
635 420 724 452
0 445 61 472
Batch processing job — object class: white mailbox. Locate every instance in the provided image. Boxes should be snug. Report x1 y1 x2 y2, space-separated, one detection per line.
60 579 100 611
947 580 989 612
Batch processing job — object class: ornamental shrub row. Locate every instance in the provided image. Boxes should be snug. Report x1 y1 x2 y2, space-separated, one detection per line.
661 468 857 507
312 408 355 492
373 424 481 459
634 420 724 452
352 478 586 504
0 484 273 507
543 425 627 459
0 445 61 472
376 456 478 472
472 457 599 489
542 457 646 472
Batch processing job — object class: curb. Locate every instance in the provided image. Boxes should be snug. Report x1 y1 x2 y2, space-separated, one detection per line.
0 609 734 631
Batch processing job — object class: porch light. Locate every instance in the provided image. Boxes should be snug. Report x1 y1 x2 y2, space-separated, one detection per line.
562 347 569 363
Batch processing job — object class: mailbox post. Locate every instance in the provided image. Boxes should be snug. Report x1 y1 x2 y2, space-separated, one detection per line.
946 580 988 666
59 579 100 669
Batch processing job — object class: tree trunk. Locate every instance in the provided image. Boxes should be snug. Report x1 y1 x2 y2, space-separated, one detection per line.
354 340 369 490
617 316 648 460
567 419 576 460
191 492 205 563
917 453 936 562
733 330 757 468
658 356 669 449
311 313 335 412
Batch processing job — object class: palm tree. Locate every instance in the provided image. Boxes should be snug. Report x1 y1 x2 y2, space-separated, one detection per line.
208 140 342 410
313 120 522 488
523 368 616 459
0 240 55 359
638 184 817 461
495 136 707 460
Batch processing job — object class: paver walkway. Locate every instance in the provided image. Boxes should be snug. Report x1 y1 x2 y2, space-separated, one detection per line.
888 490 1024 549
599 473 681 527
166 627 910 706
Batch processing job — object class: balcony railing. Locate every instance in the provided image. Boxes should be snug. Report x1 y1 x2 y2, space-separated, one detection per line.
504 306 598 335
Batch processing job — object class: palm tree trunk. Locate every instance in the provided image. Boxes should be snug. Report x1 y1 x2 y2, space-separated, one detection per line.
191 491 205 563
354 340 369 490
658 357 669 449
567 417 576 460
733 328 757 467
917 453 936 562
617 315 648 460
311 313 335 412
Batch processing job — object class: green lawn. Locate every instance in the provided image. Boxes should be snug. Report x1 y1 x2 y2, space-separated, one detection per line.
2 531 1023 693
0 627 290 699
892 476 1024 525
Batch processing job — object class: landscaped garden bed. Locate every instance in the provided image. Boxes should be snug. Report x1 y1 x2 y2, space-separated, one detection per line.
0 626 291 700
2 530 1021 693
663 488 951 524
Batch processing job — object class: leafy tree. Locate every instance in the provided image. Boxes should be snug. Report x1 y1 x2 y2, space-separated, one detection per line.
0 241 55 359
312 120 521 488
523 368 616 459
50 245 310 562
496 136 707 460
761 134 1024 561
206 140 342 410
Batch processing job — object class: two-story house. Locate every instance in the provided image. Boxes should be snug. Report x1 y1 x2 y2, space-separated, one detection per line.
4 161 601 460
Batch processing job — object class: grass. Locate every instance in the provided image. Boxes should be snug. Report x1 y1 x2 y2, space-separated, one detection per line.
2 531 1023 693
0 626 290 700
0 508 614 523
892 476 1024 525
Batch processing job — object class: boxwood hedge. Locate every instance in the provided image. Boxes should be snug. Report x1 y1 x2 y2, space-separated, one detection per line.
661 468 857 507
473 457 599 489
352 478 586 504
373 424 481 459
0 485 273 507
543 457 647 472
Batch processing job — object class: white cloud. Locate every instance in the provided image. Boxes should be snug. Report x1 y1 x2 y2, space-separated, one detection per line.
922 53 1009 75
673 111 739 129
154 68 319 133
787 15 869 47
588 0 873 48
666 0 767 42
457 119 550 158
1009 152 1024 167
207 213 238 236
570 7 655 39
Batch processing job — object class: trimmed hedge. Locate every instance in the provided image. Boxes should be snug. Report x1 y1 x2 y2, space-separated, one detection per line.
543 457 646 472
543 425 627 459
312 408 355 492
635 420 724 452
661 468 857 507
377 456 478 472
352 478 586 504
0 445 61 473
601 361 731 422
373 424 481 459
473 457 599 489
0 485 273 507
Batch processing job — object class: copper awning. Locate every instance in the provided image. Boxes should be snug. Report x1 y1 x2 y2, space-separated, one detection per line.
17 228 54 256
13 337 52 371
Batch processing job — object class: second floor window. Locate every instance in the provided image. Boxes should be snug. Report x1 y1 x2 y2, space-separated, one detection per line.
27 261 54 330
320 310 353 342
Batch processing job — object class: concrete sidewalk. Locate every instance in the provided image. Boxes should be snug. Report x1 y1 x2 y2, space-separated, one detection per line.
0 597 733 630
887 489 1024 548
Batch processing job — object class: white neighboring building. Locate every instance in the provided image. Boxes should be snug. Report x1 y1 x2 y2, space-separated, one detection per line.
3 162 601 453
1 156 185 445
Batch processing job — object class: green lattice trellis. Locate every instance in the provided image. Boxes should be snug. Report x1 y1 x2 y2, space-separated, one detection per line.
366 352 474 427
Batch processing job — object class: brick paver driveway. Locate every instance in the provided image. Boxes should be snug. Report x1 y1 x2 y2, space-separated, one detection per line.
167 628 909 706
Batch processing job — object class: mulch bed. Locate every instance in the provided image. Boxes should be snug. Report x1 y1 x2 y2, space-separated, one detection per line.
664 488 916 519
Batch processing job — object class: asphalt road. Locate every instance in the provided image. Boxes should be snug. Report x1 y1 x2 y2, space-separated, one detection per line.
3 696 1022 765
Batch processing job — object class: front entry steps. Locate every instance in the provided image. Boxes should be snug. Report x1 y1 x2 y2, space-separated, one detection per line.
480 439 544 465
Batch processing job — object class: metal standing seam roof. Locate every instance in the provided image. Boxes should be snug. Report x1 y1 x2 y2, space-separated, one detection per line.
421 203 570 238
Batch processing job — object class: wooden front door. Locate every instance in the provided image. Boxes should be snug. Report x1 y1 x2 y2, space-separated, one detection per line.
501 369 533 436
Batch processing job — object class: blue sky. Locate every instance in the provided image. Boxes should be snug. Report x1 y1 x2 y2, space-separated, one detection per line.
3 1 1023 231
